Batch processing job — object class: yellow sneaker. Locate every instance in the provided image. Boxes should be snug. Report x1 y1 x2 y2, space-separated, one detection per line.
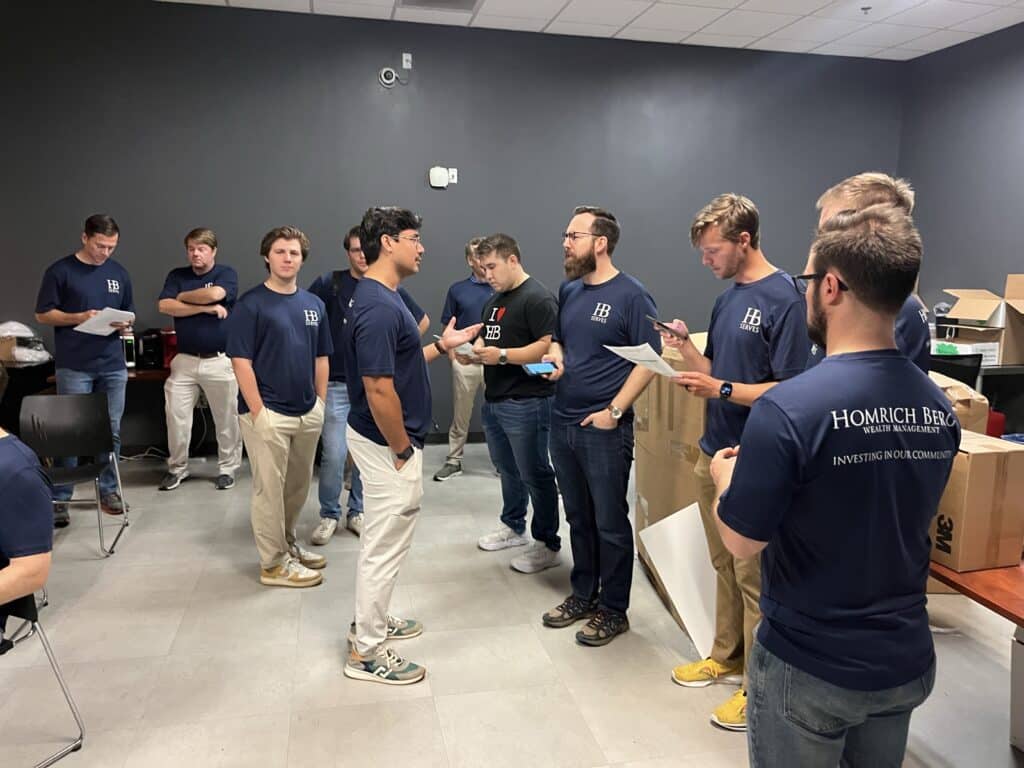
710 689 747 732
671 657 743 688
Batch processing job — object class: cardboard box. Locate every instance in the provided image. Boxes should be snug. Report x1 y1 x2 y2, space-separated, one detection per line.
0 336 15 362
635 333 707 460
938 275 1024 365
928 370 989 434
931 430 1024 572
932 334 1001 367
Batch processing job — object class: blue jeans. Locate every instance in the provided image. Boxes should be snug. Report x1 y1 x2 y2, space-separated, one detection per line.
53 367 128 501
747 636 936 768
549 420 634 614
318 381 363 520
482 397 560 551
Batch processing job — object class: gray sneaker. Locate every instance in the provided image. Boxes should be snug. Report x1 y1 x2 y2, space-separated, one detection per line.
510 543 560 574
478 525 529 551
433 462 462 482
347 513 364 537
100 492 129 516
214 474 235 490
347 615 423 645
158 471 190 491
344 646 426 686
311 517 338 546
53 503 70 529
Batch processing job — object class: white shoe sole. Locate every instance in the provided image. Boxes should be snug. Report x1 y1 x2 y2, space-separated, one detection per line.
672 673 743 688
259 574 323 588
709 714 747 732
159 473 190 491
510 555 560 574
343 665 426 685
478 537 529 552
433 468 463 482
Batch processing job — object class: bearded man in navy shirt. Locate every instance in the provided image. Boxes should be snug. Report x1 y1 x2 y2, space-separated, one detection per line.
712 206 958 767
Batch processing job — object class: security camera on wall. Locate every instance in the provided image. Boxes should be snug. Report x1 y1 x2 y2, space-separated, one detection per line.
428 166 449 189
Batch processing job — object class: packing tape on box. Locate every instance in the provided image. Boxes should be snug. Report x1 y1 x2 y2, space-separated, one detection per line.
989 453 1009 566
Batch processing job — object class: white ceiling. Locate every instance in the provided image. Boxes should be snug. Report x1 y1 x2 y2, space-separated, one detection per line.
157 0 1024 59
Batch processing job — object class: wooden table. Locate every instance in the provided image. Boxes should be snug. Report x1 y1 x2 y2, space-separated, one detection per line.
930 560 1024 751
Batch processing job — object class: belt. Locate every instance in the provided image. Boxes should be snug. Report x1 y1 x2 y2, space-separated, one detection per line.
182 351 225 359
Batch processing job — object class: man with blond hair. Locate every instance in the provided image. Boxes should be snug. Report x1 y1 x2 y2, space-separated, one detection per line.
661 194 809 732
158 228 242 491
808 172 930 372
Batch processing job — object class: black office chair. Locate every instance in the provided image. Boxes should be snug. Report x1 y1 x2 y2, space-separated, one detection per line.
19 393 129 556
929 353 983 388
1 593 85 767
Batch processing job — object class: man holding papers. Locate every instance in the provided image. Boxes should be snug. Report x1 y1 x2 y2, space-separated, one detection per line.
35 214 134 527
541 205 659 647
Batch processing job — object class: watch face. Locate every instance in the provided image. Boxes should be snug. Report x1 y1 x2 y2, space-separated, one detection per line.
720 382 733 399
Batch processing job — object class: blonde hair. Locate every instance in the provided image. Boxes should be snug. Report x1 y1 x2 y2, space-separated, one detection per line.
184 227 217 250
817 172 915 217
690 194 760 249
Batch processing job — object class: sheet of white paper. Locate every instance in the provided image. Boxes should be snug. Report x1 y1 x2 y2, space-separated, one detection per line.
639 502 718 659
73 308 136 336
603 343 677 377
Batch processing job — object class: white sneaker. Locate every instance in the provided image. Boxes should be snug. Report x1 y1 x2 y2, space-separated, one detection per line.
289 544 327 570
347 514 364 537
477 524 529 552
311 517 338 546
510 542 561 574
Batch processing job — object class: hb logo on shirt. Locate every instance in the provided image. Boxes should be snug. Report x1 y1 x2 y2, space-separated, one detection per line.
591 302 611 324
205 282 214 289
304 310 320 327
918 308 928 325
106 279 120 294
739 307 761 333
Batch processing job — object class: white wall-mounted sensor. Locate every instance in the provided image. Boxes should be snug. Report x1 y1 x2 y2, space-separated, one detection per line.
428 166 449 189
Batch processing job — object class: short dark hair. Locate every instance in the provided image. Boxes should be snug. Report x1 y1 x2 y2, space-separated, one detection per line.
573 205 620 255
343 226 361 252
259 226 310 272
465 236 484 260
184 228 217 250
813 205 921 315
84 214 119 238
359 206 422 265
476 233 521 263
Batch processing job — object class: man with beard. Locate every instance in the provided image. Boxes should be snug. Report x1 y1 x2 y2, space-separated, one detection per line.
806 173 930 373
540 205 660 647
711 206 957 766
661 194 809 732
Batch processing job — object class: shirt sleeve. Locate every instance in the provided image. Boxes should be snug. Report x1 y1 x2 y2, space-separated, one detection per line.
717 398 802 542
316 298 334 357
705 301 718 362
34 265 62 313
354 303 399 377
896 296 929 370
225 299 256 359
398 288 426 323
552 282 567 344
121 272 135 313
308 274 327 302
158 271 179 301
440 286 456 326
0 465 54 559
628 288 662 352
768 297 810 381
527 292 559 340
218 267 239 304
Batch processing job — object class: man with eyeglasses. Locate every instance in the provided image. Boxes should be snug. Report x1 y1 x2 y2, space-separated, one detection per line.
342 206 481 685
806 173 930 373
540 205 660 647
308 226 429 546
711 206 957 766
433 236 494 482
660 194 809 733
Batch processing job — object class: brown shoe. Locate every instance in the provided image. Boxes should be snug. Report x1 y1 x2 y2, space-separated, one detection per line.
542 594 597 628
100 492 129 516
575 608 629 647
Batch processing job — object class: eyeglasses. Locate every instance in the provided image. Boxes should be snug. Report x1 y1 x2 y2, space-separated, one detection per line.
388 233 422 245
792 272 850 293
562 231 597 242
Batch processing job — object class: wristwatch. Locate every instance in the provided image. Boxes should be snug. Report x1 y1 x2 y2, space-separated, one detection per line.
719 381 734 400
607 404 623 420
395 445 414 461
499 348 508 365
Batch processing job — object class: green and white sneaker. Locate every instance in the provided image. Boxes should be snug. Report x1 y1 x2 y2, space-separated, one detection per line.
344 646 426 686
348 614 423 645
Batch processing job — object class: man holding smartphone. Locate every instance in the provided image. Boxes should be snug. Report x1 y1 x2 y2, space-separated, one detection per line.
460 233 560 573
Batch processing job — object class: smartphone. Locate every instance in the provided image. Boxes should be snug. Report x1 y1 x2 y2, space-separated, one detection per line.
646 314 689 342
522 362 556 376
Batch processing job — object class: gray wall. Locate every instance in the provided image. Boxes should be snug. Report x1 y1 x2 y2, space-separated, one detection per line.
1 0 907 440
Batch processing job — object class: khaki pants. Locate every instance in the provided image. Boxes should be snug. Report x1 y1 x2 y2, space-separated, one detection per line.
164 353 242 477
239 401 324 569
695 450 762 690
447 361 484 463
348 426 423 657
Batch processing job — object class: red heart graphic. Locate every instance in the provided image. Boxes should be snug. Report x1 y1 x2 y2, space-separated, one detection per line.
496 307 506 321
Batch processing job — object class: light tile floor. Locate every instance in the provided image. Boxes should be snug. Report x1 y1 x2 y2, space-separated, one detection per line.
2 444 1021 767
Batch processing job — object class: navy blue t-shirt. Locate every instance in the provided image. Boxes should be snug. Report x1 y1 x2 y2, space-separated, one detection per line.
718 350 959 691
807 294 930 374
35 254 135 373
225 284 333 417
343 278 432 448
158 263 238 355
553 272 661 425
441 275 495 329
0 434 53 573
702 271 809 455
309 270 425 382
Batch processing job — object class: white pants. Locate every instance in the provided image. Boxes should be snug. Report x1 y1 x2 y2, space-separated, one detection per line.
447 361 484 463
164 353 242 477
347 426 423 657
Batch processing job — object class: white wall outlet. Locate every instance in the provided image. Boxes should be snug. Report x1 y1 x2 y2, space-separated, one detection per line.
448 167 458 184
402 52 412 70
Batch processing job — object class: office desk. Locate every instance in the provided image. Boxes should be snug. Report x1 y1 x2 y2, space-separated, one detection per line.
930 560 1024 750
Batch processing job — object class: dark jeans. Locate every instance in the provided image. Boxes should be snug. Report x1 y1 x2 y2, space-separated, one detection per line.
747 636 936 768
549 420 634 614
482 396 560 551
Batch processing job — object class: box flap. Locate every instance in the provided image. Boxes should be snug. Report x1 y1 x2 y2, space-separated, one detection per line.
944 289 1004 325
1004 275 1024 301
958 430 1024 455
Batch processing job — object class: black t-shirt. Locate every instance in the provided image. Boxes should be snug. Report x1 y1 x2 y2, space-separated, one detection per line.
479 277 558 402
0 434 53 572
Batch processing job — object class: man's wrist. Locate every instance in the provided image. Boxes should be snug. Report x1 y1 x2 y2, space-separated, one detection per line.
433 339 446 355
394 444 414 461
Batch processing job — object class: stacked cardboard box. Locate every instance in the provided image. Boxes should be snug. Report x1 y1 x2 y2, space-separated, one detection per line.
928 370 989 434
933 274 1024 366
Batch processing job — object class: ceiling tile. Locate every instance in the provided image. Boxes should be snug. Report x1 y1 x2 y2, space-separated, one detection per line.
739 0 831 13
557 0 655 26
768 15 868 40
660 0 746 9
700 8 801 34
230 0 311 11
812 40 884 53
869 46 926 56
900 27 977 46
545 19 622 36
313 1 393 19
885 0 996 28
471 14 549 31
393 7 471 25
746 36 818 49
682 30 760 44
814 0 935 21
951 5 1024 30
615 25 689 39
155 0 228 5
836 21 932 44
629 3 727 30
476 0 568 18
